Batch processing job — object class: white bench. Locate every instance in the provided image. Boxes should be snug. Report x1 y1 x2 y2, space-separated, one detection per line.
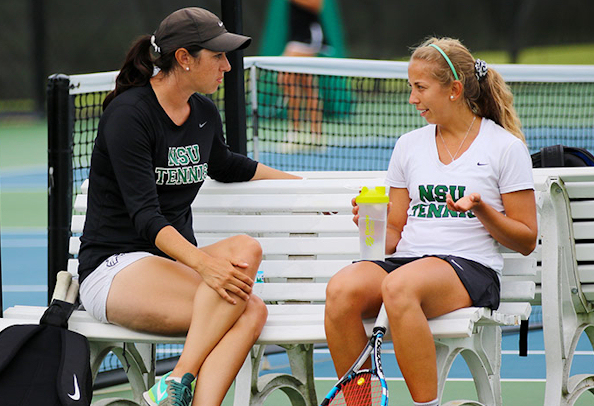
0 170 542 406
532 167 594 406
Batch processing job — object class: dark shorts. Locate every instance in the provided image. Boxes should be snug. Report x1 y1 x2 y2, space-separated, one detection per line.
363 255 501 310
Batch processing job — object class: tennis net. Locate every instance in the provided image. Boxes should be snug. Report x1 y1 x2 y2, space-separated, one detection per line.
63 57 594 182
48 56 594 376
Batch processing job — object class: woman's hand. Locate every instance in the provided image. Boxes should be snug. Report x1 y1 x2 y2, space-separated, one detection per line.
197 255 254 305
351 196 360 227
446 192 481 213
446 190 538 256
154 226 255 305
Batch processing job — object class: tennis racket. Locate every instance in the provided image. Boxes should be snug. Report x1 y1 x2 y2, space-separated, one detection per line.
320 304 389 406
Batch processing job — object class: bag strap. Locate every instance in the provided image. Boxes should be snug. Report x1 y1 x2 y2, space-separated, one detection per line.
40 300 75 329
565 147 594 166
540 145 565 167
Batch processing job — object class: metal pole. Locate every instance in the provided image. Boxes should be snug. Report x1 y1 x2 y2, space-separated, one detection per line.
0 218 3 317
30 0 47 116
47 74 73 304
221 0 248 156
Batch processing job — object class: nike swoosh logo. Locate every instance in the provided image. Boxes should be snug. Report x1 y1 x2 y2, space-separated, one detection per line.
218 21 224 27
156 379 167 400
199 121 207 128
477 162 488 166
67 374 81 401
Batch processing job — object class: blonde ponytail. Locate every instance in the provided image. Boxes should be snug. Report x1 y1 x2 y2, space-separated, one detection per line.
411 37 525 142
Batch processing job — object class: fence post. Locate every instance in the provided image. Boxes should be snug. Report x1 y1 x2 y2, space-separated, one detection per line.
221 0 248 156
47 74 73 304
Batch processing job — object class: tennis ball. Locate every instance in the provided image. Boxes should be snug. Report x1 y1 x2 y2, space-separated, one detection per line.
357 377 365 386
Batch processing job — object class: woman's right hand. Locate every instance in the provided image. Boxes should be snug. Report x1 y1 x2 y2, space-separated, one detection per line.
197 255 254 305
155 225 254 305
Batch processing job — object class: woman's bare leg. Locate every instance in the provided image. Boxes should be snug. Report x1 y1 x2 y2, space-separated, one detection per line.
324 261 386 376
191 296 267 406
381 257 472 403
105 235 265 398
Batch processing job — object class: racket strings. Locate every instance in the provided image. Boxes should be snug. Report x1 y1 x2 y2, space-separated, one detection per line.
329 372 383 406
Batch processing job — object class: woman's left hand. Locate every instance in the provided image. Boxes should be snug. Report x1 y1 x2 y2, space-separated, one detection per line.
446 192 481 213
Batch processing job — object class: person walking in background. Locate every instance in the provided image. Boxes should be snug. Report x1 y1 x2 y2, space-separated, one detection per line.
77 7 299 406
278 0 326 153
324 37 538 406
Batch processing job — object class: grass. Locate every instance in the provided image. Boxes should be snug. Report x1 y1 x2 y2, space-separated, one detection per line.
0 120 47 169
473 43 594 65
0 120 48 229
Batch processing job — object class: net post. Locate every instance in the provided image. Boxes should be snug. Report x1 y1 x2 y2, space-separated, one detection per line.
221 0 248 156
47 74 73 304
0 219 3 317
249 64 259 161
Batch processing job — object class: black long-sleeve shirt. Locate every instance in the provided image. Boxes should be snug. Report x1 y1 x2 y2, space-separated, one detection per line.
78 84 258 283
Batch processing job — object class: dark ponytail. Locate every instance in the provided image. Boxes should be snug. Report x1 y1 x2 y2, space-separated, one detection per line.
103 35 204 110
103 35 154 110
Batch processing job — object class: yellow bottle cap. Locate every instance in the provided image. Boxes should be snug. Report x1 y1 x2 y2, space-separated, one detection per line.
355 186 389 204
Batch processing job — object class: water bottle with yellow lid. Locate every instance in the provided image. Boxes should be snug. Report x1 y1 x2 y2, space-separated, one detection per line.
356 186 389 260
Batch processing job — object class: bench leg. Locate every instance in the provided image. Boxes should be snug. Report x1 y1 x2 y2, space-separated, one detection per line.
541 179 594 405
89 341 156 406
233 344 317 406
542 315 594 406
435 326 501 406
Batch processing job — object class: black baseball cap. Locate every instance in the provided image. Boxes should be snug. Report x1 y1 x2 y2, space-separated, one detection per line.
153 7 251 54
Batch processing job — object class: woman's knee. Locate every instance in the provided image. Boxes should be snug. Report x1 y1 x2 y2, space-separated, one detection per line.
381 272 419 314
325 264 381 319
232 234 262 263
237 295 268 341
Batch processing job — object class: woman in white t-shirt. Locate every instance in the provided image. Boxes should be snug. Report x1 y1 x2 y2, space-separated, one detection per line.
324 37 538 406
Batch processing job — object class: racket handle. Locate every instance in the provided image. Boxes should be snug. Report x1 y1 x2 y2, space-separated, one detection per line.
65 279 79 304
374 304 389 330
52 271 72 302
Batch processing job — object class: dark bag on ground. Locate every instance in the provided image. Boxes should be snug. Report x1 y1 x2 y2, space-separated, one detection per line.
532 144 594 167
0 300 92 406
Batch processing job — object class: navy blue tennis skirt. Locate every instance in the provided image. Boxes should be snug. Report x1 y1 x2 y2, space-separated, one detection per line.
363 255 500 310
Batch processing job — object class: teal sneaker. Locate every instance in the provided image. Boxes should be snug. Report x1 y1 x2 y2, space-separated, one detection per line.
142 371 194 406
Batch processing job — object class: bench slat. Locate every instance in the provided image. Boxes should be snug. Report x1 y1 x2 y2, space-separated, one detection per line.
566 182 594 199
67 257 534 281
199 178 385 195
500 281 535 301
1 303 528 345
72 214 357 235
193 214 356 234
577 244 594 262
75 193 357 214
570 201 594 220
573 221 594 240
255 280 533 303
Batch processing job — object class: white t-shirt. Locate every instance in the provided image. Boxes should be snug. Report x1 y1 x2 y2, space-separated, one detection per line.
385 118 534 273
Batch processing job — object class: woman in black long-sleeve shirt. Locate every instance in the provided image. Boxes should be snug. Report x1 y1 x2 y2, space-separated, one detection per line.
77 8 299 406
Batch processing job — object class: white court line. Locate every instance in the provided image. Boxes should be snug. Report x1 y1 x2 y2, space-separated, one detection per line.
314 348 594 356
502 350 594 356
3 285 47 292
315 377 548 382
0 238 47 247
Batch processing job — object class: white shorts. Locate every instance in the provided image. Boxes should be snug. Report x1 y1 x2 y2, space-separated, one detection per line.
79 252 153 323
